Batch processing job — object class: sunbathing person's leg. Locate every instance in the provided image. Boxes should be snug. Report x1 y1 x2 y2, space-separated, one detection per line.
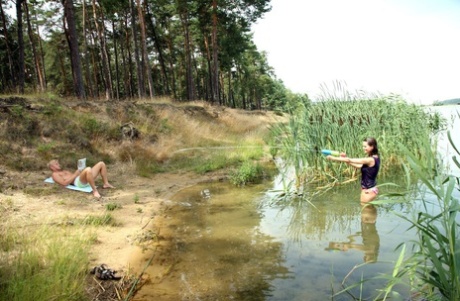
79 167 101 198
90 161 114 189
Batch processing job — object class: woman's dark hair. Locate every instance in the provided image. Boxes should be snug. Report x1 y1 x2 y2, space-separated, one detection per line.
364 137 379 155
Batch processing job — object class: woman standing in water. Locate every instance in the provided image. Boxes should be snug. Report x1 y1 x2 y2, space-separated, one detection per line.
327 137 380 203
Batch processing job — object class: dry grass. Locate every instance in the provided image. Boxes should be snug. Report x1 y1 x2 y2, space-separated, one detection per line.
0 94 284 179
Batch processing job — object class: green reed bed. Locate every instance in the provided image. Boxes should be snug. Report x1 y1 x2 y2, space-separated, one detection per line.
272 93 444 189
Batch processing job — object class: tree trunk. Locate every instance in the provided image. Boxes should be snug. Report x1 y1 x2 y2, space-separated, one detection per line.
0 0 16 90
166 35 177 99
219 72 225 105
180 10 195 101
92 0 112 100
112 19 120 100
82 0 95 97
203 35 212 102
123 13 134 98
24 0 45 92
88 20 100 98
62 0 86 99
58 43 69 94
145 3 169 95
136 0 154 98
228 70 232 107
211 0 219 104
16 0 25 94
130 0 144 98
35 9 47 91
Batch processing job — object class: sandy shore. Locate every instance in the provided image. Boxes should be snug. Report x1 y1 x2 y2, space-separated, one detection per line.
0 162 225 292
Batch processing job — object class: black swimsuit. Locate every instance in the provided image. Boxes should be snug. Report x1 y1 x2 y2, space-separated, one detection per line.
361 156 380 189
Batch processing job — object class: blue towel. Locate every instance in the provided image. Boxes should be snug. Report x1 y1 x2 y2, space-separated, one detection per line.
44 177 93 193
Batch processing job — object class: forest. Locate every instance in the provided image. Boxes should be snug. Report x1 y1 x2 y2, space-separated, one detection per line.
0 0 306 110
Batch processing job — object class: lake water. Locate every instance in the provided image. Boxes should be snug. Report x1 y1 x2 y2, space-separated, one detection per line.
133 105 460 301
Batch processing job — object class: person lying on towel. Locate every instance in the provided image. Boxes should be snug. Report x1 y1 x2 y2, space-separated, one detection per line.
48 159 115 198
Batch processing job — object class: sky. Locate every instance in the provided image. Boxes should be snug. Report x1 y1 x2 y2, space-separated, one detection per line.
251 0 460 104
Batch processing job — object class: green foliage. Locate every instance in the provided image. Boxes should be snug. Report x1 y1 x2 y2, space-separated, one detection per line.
133 194 140 204
82 118 107 136
81 117 119 141
0 0 288 109
36 142 55 156
134 144 267 177
230 161 264 186
159 118 173 134
3 109 40 143
42 101 63 116
36 142 54 153
427 110 448 133
9 105 24 118
192 154 238 174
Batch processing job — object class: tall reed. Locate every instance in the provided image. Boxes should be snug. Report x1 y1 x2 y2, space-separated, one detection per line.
385 130 460 300
272 91 444 190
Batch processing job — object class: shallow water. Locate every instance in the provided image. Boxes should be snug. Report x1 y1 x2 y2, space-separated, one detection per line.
133 106 460 301
133 178 422 301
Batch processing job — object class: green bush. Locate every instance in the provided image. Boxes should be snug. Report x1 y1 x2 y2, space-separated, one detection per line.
230 161 263 186
82 118 108 136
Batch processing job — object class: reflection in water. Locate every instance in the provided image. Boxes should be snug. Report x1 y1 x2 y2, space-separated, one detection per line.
326 204 380 263
275 185 363 242
361 205 380 263
267 162 365 242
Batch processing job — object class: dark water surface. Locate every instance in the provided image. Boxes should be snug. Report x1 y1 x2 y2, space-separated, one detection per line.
133 106 459 300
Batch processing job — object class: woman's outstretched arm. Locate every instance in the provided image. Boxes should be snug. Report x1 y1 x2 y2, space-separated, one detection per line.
327 156 375 168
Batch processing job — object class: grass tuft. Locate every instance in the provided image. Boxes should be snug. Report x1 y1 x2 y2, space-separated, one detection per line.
105 202 122 211
230 161 264 186
80 213 116 226
0 225 92 301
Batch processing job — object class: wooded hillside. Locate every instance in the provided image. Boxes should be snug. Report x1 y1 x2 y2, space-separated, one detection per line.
0 0 306 110
434 98 460 106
